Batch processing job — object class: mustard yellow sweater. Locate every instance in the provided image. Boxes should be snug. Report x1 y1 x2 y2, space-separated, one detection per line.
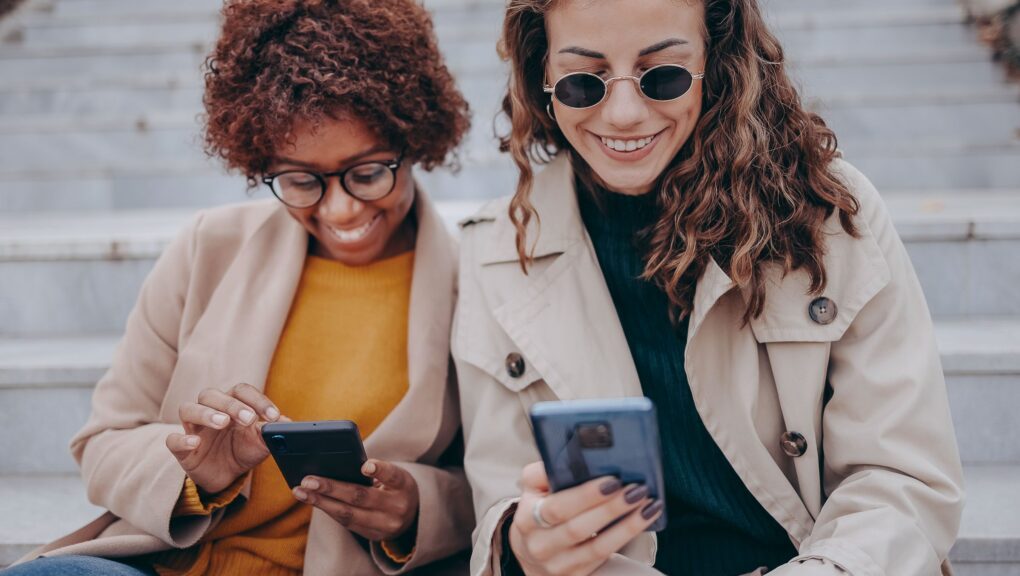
154 251 414 576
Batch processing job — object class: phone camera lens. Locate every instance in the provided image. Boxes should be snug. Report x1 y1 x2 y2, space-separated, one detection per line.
269 434 287 453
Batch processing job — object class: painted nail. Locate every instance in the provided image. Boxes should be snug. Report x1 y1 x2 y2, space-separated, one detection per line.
642 499 664 519
293 488 307 501
211 413 229 427
185 436 200 448
362 461 377 475
266 407 281 421
238 409 255 424
303 478 320 491
624 484 649 504
599 478 623 495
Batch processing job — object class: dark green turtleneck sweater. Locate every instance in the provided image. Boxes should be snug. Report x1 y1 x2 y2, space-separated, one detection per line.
578 184 797 576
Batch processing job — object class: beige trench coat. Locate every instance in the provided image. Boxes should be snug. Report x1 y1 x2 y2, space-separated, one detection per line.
453 155 964 576
19 193 473 574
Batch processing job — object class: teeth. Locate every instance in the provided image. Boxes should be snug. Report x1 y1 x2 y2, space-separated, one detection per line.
330 215 378 243
600 135 654 152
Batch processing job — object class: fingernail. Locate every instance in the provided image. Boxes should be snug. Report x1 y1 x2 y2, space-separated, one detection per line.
362 461 377 475
185 436 200 448
600 478 622 495
303 478 320 491
211 413 228 427
238 409 255 424
642 499 664 519
293 488 307 501
624 484 649 504
266 407 280 421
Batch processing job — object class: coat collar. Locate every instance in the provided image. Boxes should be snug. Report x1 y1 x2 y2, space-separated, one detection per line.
162 189 457 463
473 154 890 343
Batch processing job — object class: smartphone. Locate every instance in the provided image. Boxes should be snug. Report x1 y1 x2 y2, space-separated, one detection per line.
261 420 372 488
529 397 666 531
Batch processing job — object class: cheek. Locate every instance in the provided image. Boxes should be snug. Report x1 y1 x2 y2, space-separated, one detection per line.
381 174 416 221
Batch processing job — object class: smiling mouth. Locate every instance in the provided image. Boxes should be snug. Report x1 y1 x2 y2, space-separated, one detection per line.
328 213 381 243
598 131 662 153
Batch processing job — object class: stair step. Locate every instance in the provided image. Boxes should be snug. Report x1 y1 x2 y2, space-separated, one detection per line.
0 465 1014 567
2 62 1014 119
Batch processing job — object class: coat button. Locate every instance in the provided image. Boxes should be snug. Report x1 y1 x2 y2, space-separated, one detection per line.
808 297 838 325
505 353 526 378
780 431 808 457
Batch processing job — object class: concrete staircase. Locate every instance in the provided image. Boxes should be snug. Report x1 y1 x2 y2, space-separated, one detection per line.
1 0 1018 572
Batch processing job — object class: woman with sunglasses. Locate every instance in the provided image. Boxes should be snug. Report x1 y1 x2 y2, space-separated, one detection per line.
454 1 963 575
6 1 473 575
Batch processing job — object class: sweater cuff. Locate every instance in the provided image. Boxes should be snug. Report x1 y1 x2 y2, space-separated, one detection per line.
172 475 247 517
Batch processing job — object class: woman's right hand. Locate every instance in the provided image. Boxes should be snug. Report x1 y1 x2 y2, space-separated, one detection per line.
509 461 664 576
166 383 283 494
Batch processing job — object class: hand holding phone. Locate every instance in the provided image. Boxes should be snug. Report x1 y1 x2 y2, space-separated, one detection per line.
506 398 666 576
262 420 420 542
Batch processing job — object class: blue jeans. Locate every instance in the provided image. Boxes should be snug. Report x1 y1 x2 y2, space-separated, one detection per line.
1 555 156 576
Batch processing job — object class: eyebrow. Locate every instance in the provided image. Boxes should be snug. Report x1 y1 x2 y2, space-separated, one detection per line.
274 145 392 171
557 38 690 60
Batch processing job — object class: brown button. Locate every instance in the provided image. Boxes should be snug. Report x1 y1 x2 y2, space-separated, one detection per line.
808 297 838 325
780 431 808 457
505 353 526 378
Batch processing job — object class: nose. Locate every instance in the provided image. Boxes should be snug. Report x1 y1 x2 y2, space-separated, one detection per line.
317 177 364 224
601 77 650 130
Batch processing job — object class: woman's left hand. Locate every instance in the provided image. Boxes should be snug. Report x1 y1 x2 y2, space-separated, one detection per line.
292 459 420 542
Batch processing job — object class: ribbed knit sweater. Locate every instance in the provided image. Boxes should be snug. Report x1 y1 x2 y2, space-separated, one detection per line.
578 186 797 576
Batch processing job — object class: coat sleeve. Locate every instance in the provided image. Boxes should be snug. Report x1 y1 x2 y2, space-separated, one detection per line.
69 213 216 548
771 162 965 576
453 225 662 576
369 460 475 572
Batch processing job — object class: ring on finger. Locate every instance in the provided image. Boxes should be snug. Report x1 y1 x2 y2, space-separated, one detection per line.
532 496 554 529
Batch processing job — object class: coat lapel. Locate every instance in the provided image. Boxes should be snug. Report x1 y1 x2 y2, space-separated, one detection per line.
485 156 643 401
159 204 308 421
365 189 458 461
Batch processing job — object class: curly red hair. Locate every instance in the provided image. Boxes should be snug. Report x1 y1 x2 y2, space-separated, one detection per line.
203 0 470 179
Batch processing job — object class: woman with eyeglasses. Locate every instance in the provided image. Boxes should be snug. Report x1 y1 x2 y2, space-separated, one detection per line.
454 1 963 575
5 1 473 575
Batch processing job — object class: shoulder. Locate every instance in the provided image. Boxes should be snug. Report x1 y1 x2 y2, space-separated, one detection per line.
182 198 290 257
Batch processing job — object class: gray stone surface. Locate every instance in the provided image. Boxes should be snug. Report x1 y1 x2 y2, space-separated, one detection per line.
0 465 1013 568
0 475 105 567
1 315 1014 474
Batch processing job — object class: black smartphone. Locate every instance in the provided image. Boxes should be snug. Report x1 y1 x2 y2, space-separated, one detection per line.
530 397 667 531
261 420 372 488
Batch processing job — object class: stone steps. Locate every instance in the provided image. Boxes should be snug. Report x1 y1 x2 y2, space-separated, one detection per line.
2 314 1017 474
0 192 1017 326
1 99 1014 173
0 466 1015 570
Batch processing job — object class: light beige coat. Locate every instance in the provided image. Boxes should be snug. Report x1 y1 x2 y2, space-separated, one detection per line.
453 155 964 576
20 193 473 574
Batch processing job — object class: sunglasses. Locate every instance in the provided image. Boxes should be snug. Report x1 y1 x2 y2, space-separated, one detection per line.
543 64 705 109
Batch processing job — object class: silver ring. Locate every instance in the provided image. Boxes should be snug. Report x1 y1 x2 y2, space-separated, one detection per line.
532 497 554 529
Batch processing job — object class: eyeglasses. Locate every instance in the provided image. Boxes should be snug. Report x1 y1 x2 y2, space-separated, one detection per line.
543 64 705 109
262 154 403 208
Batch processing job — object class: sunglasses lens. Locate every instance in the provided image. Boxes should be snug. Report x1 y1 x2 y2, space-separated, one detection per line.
554 73 606 108
640 66 693 101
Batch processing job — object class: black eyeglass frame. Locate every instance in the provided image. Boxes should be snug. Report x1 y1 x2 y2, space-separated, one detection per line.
543 63 705 110
261 153 404 208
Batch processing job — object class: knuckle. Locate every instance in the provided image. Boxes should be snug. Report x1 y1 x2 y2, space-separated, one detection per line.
524 538 547 561
385 518 403 535
197 389 214 403
563 521 590 542
352 487 368 507
231 382 248 395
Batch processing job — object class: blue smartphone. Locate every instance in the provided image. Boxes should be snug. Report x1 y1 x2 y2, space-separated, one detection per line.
529 397 666 531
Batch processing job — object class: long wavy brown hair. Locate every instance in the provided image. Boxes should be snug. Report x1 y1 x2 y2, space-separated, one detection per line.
499 0 860 322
